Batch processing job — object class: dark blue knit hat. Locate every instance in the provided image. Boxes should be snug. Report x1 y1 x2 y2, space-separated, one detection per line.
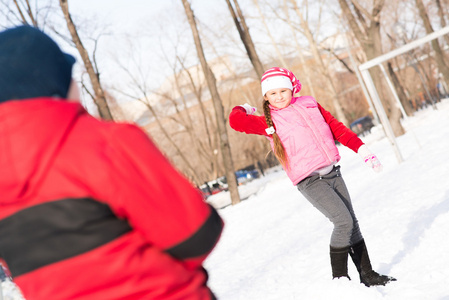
0 25 75 103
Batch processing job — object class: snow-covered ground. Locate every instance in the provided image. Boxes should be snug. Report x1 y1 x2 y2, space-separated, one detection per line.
205 99 449 300
2 100 448 300
0 279 24 300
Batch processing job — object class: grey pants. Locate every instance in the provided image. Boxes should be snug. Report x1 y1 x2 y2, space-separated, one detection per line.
296 166 363 248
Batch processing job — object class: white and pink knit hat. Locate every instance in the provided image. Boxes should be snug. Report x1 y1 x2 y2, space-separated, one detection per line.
260 67 302 96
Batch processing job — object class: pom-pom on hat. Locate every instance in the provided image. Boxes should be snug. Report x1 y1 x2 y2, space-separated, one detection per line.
261 67 302 96
0 25 75 103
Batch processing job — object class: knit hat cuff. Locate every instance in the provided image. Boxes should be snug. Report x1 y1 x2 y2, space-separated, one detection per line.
261 76 293 96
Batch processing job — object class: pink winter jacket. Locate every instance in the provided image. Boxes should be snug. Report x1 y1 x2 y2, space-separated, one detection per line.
269 96 340 184
229 96 364 185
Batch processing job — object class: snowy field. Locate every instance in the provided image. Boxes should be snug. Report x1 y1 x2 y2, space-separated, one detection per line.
2 100 449 300
205 99 449 300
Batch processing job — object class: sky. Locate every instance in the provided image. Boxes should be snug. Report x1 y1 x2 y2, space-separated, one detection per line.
68 0 171 30
68 0 220 26
3 99 449 299
62 0 231 110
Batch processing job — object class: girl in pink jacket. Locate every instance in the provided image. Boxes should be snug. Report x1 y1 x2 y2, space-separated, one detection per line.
229 67 395 287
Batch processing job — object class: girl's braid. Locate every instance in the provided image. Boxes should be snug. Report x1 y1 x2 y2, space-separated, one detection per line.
263 100 289 168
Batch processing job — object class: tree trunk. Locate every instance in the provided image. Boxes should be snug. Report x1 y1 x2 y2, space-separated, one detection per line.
416 0 449 87
435 0 449 46
338 0 405 136
387 62 414 116
225 0 265 79
182 0 241 205
59 0 113 120
12 0 38 26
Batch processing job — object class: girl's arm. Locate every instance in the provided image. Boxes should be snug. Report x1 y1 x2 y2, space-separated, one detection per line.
317 103 364 152
229 106 269 136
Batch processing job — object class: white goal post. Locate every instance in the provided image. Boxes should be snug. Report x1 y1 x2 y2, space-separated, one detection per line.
358 26 449 163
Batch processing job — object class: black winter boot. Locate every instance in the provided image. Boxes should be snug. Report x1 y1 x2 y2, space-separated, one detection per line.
330 245 351 280
349 239 396 287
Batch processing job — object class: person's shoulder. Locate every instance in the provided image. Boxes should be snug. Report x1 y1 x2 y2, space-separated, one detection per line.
108 121 149 141
79 116 150 145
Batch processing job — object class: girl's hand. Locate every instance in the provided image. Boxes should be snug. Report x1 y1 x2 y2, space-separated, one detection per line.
358 145 383 173
239 103 257 115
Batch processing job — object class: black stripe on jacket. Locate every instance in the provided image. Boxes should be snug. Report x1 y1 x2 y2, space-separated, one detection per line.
0 198 132 277
166 205 222 260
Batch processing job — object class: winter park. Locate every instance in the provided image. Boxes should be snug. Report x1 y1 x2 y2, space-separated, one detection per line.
2 0 449 300
3 97 449 300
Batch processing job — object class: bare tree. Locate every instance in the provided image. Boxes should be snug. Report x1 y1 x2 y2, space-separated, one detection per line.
165 29 226 181
435 0 449 46
166 57 222 181
59 0 113 120
387 61 414 116
225 0 265 79
0 0 54 28
11 0 37 26
181 0 241 205
253 0 289 69
289 0 348 125
111 47 204 184
338 0 405 136
282 0 317 98
200 22 263 110
416 0 449 86
197 24 274 172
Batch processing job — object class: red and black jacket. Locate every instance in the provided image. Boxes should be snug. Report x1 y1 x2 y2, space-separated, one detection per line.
0 98 223 300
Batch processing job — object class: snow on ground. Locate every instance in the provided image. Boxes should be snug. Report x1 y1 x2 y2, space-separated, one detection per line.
0 279 24 300
205 99 449 300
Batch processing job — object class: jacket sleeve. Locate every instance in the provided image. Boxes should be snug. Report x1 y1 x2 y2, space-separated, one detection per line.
318 103 364 153
107 124 223 270
229 106 270 136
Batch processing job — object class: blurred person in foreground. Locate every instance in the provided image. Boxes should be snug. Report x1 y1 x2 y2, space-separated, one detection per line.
0 25 223 300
